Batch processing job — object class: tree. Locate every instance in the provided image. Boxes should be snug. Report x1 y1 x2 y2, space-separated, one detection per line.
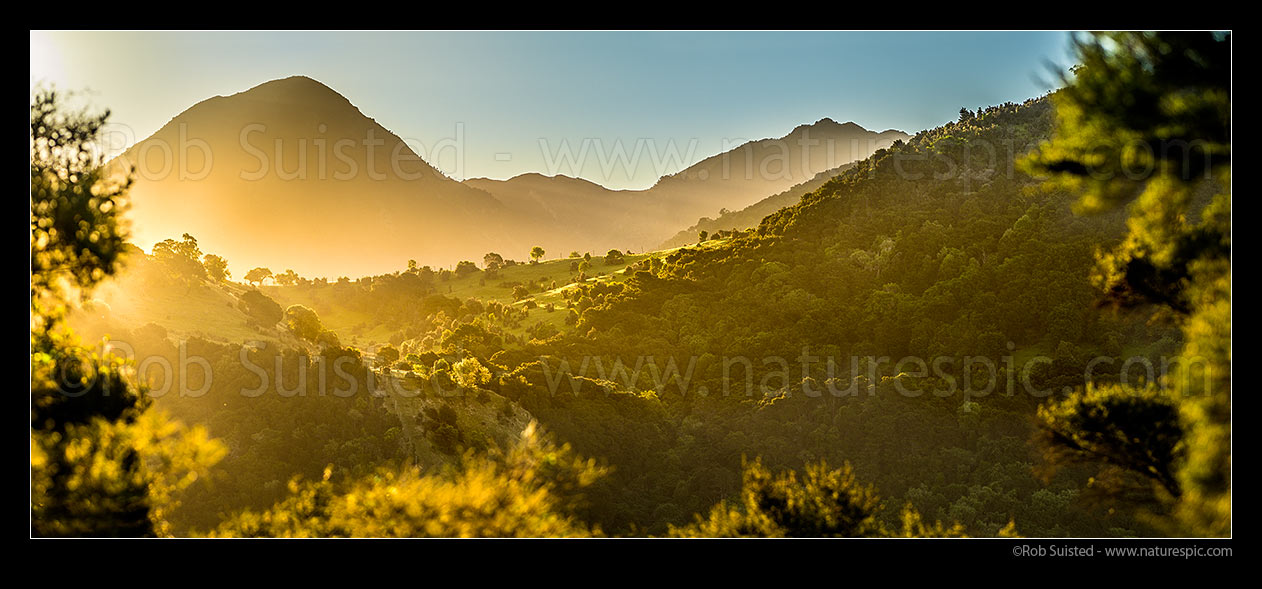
202 254 230 282
316 330 342 349
698 230 708 243
569 251 581 258
1022 32 1229 313
244 267 272 287
530 246 545 263
284 304 323 341
512 285 530 302
376 344 400 367
238 289 283 327
152 233 207 282
603 249 624 265
452 357 492 390
30 91 129 313
209 423 606 538
31 88 223 537
671 458 966 538
274 269 299 286
1021 32 1231 536
483 252 504 270
1038 384 1183 496
454 260 480 277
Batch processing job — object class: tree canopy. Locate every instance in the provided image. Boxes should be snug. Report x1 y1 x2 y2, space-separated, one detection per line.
1022 31 1231 536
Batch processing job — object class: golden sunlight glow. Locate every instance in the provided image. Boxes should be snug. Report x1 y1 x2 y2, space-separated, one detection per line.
29 31 68 89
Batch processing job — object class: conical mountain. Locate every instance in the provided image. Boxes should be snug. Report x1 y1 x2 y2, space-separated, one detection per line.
111 75 522 277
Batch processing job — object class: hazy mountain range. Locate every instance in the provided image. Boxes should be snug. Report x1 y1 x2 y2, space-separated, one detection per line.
110 76 907 277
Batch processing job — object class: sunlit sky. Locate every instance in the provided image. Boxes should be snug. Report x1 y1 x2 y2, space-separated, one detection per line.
31 30 1075 190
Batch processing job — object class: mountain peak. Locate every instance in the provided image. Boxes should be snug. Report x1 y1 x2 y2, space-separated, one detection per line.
790 118 867 135
115 74 511 278
252 75 334 90
821 118 865 130
223 75 352 108
504 172 613 189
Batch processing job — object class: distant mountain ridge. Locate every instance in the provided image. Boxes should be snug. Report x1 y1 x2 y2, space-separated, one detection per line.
109 76 908 276
466 118 909 252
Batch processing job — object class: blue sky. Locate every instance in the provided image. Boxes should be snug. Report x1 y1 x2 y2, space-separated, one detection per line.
31 31 1075 190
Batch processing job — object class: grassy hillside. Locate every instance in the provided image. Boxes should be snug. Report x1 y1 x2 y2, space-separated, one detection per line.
72 255 303 349
261 242 730 350
77 238 734 353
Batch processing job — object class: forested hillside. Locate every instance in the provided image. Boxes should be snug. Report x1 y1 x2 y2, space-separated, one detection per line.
657 163 856 249
486 97 1173 536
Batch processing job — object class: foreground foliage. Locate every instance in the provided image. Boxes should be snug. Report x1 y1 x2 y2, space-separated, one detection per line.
1023 32 1230 536
31 88 224 536
210 423 606 537
671 458 990 538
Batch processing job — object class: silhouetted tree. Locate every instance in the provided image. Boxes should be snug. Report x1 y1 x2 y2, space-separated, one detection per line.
202 254 230 282
274 269 299 286
152 233 207 283
245 267 272 286
483 252 504 270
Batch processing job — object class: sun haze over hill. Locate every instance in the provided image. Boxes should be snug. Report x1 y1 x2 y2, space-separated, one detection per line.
110 76 905 278
465 118 907 253
111 76 525 278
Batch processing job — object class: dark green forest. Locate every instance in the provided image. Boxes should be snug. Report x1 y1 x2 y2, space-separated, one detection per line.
31 32 1229 538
